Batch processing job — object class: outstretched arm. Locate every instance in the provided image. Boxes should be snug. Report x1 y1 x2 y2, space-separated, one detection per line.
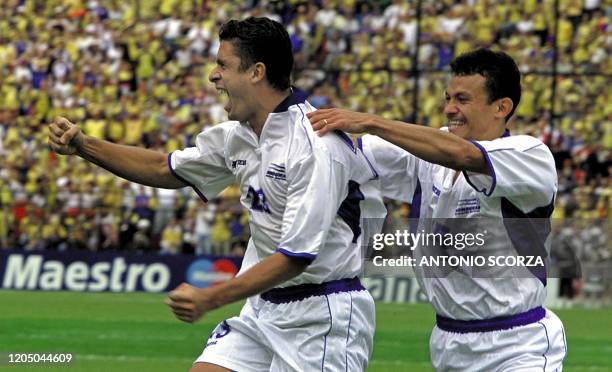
166 252 308 323
48 116 185 188
307 109 490 174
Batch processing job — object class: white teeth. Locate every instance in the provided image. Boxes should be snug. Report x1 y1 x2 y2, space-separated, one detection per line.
216 89 232 113
217 89 230 107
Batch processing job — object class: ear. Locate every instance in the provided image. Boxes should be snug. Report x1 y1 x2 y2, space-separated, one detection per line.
250 62 266 84
495 97 514 120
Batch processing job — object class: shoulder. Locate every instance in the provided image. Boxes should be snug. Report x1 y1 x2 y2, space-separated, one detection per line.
479 135 549 153
208 120 242 133
359 133 403 152
193 121 240 146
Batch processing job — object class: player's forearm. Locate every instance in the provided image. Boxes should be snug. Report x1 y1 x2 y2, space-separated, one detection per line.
206 252 308 308
77 135 185 188
367 117 489 173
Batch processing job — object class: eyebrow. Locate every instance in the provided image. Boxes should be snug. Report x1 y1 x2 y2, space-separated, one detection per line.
445 91 472 98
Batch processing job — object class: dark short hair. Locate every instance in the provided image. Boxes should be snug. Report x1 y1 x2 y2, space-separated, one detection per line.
219 17 293 91
450 49 521 121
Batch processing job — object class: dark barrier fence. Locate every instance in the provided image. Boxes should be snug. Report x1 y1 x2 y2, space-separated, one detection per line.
0 249 242 293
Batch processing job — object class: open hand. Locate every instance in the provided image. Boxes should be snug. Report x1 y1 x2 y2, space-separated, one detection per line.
307 108 374 136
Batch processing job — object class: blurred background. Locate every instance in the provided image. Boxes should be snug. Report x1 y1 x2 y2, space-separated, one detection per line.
0 0 610 301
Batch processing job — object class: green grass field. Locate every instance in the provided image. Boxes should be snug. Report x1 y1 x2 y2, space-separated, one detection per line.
1 290 611 371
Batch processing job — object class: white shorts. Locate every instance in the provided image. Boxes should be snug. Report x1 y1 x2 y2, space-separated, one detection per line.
195 278 375 372
430 307 567 371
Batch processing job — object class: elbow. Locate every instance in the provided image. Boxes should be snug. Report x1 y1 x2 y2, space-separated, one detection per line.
287 256 310 277
279 253 311 280
444 141 486 172
161 155 188 189
439 141 471 170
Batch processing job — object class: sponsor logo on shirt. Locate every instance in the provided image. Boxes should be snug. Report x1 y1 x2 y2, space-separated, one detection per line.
265 163 286 181
454 198 480 215
432 185 441 196
231 159 247 169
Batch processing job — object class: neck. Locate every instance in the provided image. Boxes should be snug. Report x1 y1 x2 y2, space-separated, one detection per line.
475 123 506 141
249 87 291 138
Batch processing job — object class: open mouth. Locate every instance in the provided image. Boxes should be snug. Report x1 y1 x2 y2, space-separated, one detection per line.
447 119 466 131
216 88 231 112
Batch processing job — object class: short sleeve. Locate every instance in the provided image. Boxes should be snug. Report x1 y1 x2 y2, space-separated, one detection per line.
168 123 235 201
463 135 557 210
358 134 419 203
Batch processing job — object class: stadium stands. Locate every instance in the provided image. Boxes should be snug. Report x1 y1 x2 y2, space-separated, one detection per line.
0 0 609 283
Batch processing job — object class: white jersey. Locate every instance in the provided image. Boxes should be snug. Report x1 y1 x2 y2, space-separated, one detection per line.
360 131 558 320
169 91 383 287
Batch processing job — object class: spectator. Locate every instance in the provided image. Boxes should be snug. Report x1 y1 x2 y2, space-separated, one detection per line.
160 217 183 255
0 0 607 262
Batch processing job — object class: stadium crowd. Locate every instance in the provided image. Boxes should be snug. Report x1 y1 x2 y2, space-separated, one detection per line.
0 0 610 266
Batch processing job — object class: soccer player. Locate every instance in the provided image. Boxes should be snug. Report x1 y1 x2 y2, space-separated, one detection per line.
48 17 381 371
307 49 567 371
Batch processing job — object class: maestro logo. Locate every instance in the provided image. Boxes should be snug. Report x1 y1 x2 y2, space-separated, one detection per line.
186 259 237 288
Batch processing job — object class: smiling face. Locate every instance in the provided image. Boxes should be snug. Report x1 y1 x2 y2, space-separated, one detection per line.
208 40 255 123
444 74 505 140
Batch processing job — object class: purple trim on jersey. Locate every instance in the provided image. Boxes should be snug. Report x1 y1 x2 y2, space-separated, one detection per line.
539 320 550 371
260 277 365 304
337 180 364 243
273 88 307 113
501 196 554 286
335 131 356 153
409 180 422 218
166 153 209 202
463 141 496 197
356 137 379 179
560 324 567 365
408 180 422 233
487 146 543 154
345 293 353 372
523 143 544 152
486 148 516 153
297 105 313 151
321 295 332 371
436 306 545 333
501 129 511 138
276 248 316 263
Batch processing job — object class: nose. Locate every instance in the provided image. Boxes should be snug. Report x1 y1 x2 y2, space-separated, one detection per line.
209 68 220 83
443 101 458 115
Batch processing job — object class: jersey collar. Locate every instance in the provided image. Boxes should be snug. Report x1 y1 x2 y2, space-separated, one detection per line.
272 87 307 113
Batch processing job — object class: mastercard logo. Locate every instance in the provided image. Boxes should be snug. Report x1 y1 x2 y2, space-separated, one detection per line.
186 258 238 288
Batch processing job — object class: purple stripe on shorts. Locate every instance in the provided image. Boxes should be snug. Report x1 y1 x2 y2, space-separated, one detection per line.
436 306 546 333
261 277 364 304
539 321 550 370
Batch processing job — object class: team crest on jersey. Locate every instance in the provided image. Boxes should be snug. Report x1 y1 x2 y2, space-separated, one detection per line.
265 163 286 181
454 198 480 215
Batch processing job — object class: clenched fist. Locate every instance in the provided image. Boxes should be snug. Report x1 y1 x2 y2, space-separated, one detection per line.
47 116 84 155
165 283 219 323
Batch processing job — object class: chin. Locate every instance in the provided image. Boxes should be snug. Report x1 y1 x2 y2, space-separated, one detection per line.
448 126 463 134
451 128 471 139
